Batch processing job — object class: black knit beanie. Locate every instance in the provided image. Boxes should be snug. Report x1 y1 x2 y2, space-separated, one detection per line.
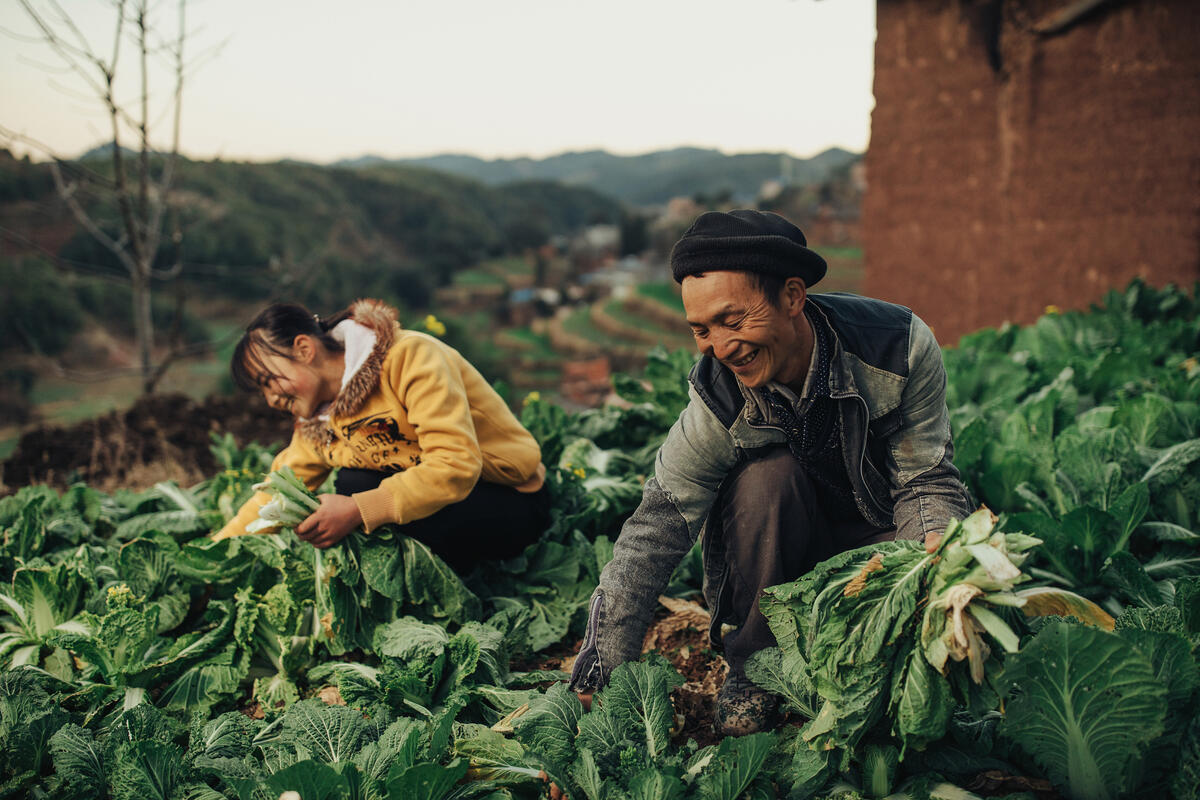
670 209 827 287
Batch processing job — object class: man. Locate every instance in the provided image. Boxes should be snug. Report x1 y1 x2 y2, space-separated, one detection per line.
568 210 972 735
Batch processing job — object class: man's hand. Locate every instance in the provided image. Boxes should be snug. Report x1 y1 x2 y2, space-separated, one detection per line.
924 530 944 553
541 771 569 800
296 494 363 549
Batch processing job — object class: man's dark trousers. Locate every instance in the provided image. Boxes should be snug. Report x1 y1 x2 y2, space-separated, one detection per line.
712 447 894 678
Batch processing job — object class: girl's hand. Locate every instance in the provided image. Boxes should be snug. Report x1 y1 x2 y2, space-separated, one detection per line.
296 494 363 548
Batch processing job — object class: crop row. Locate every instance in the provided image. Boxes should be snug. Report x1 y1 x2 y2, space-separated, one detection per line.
0 281 1197 799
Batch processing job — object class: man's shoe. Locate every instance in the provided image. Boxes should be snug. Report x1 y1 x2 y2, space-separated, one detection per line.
715 672 778 736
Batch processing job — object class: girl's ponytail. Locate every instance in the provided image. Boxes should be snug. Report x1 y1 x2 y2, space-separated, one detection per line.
316 308 352 334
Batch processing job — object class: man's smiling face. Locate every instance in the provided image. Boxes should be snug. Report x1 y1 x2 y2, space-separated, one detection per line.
681 270 812 390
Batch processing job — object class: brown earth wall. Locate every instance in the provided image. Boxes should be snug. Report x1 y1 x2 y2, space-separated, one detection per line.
863 0 1200 344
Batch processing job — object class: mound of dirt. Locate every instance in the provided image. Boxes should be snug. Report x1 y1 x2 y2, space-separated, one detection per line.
2 392 295 493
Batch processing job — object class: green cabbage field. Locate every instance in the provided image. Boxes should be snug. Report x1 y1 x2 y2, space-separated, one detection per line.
1 280 1198 800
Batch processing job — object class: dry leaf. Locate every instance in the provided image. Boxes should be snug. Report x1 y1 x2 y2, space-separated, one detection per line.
946 583 984 651
843 553 885 597
642 596 711 652
318 685 345 706
1016 586 1115 631
491 702 531 734
658 595 710 620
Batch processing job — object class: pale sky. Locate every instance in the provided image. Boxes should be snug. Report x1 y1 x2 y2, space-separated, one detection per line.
1 0 876 164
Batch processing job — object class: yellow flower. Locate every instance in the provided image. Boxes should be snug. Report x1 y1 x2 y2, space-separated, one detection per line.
523 391 541 406
573 467 587 479
106 583 134 609
1044 304 1060 315
423 314 446 337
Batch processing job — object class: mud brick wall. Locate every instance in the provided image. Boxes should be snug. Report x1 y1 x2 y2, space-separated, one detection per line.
862 0 1200 344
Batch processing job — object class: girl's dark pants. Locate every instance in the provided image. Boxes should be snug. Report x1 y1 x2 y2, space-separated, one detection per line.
712 447 895 678
334 468 550 572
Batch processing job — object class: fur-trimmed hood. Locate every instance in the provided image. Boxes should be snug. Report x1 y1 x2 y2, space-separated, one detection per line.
297 298 399 445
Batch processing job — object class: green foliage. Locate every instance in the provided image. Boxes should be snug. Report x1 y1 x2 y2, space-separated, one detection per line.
245 467 320 533
0 150 55 201
511 659 778 799
0 668 68 789
280 700 369 763
0 280 1196 798
757 508 1113 794
1175 715 1200 800
0 483 103 570
998 622 1169 800
519 346 697 552
0 258 87 356
860 744 899 798
947 282 1200 625
743 646 817 720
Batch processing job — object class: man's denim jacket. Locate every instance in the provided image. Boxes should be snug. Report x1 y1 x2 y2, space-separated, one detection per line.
569 292 973 693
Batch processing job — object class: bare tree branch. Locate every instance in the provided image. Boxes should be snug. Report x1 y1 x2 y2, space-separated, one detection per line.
15 0 109 98
11 0 201 394
49 160 138 273
0 126 108 186
0 226 128 284
146 0 185 259
26 334 232 384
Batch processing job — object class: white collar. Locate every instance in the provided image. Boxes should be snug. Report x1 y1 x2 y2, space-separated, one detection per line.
309 319 377 422
331 319 377 392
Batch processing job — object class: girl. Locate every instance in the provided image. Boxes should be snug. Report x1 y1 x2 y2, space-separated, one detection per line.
212 299 549 571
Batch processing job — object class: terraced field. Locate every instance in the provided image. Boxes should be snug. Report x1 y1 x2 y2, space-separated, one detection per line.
481 250 866 403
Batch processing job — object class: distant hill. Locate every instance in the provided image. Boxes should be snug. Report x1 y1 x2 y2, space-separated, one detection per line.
5 142 861 317
0 150 623 313
338 146 861 207
76 142 143 161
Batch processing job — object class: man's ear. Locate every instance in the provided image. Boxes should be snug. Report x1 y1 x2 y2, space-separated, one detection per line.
783 277 807 318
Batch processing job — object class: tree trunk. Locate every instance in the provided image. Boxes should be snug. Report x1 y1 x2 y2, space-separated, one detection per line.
18 0 196 396
133 259 155 393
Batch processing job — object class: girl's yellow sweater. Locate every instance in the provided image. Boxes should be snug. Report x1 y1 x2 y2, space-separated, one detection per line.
213 300 543 540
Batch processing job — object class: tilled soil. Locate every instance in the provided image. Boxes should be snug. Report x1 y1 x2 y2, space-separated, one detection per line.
639 595 727 749
1 392 295 493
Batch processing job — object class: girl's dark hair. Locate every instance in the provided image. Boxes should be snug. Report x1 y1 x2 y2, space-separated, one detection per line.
231 303 351 392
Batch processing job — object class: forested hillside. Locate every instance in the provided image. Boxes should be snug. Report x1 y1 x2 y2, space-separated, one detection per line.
1 150 623 315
